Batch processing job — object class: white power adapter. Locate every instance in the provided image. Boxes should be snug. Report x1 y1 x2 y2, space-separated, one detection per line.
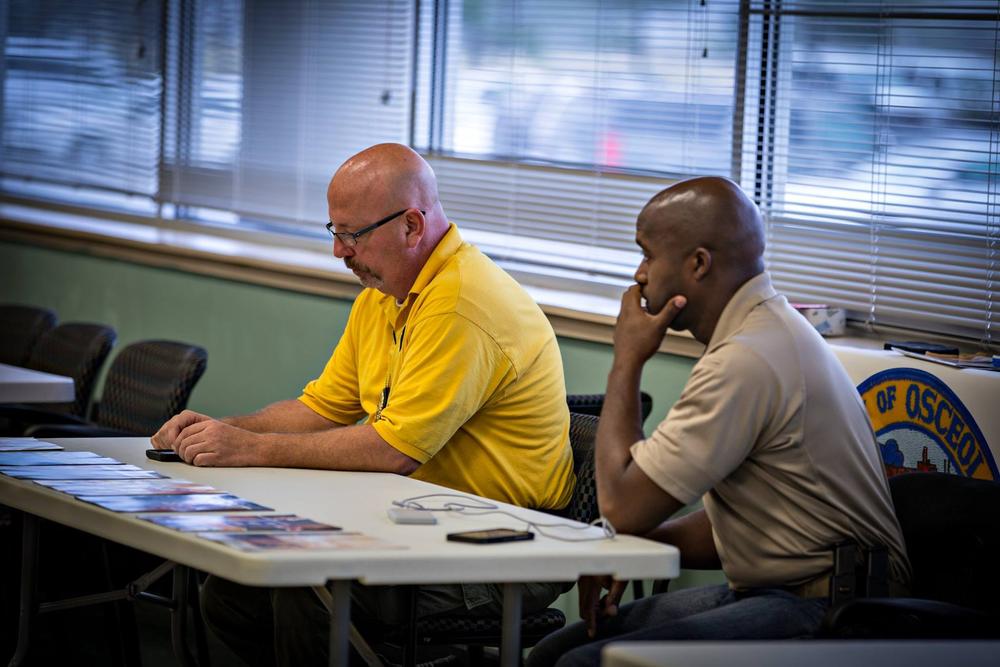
387 507 437 525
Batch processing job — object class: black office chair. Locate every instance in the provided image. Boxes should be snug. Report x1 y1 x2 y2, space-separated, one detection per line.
819 472 1000 638
0 305 58 366
567 392 653 425
0 323 116 434
25 339 207 437
372 412 602 666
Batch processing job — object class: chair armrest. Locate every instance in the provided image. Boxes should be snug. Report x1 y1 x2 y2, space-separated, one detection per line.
819 597 999 639
24 423 138 438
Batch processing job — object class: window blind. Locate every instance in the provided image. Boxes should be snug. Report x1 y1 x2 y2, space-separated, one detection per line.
163 0 416 229
418 0 741 286
744 0 999 343
0 0 162 199
3 0 998 346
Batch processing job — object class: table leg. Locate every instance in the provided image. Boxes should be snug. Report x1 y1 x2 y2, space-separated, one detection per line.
9 513 39 667
327 580 351 667
500 582 523 667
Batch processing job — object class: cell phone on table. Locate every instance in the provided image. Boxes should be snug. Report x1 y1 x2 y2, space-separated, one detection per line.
145 448 183 463
446 528 534 544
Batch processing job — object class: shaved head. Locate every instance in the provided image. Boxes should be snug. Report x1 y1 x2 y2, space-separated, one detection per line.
639 176 764 279
328 143 441 216
325 143 449 301
632 176 765 343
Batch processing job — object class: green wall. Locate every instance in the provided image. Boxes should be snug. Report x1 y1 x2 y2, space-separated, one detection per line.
1 241 348 417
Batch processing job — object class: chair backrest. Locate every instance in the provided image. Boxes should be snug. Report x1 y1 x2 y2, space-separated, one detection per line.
567 391 654 425
0 305 58 365
25 323 117 417
96 340 207 435
890 472 1000 614
563 412 601 525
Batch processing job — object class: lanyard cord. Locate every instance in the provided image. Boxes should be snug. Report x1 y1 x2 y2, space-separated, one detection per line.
375 325 405 421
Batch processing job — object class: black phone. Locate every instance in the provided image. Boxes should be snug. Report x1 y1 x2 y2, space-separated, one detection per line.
446 528 534 544
145 448 183 463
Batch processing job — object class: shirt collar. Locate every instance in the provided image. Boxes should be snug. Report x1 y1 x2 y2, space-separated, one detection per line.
705 272 777 352
377 222 464 325
407 222 463 298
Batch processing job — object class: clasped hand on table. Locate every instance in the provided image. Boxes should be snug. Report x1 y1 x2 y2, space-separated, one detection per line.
151 409 261 467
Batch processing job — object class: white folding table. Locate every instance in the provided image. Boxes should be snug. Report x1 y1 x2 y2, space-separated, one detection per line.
602 640 1000 667
0 362 74 403
0 437 679 666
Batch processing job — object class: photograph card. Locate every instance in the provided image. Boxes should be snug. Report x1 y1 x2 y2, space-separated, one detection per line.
0 451 120 466
139 513 340 533
0 438 63 452
198 532 405 552
76 493 273 513
34 478 220 496
0 465 165 480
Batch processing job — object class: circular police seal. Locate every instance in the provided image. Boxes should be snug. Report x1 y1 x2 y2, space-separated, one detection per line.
858 368 997 481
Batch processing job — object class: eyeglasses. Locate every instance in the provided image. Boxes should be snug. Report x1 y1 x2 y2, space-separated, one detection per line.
325 208 425 248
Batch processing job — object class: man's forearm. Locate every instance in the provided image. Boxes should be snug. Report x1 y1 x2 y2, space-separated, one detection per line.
179 418 420 473
595 352 685 534
602 358 647 443
595 356 646 516
222 398 338 433
252 423 420 474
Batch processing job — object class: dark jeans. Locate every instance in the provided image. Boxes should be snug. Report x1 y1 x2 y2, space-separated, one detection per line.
201 575 569 666
526 584 829 667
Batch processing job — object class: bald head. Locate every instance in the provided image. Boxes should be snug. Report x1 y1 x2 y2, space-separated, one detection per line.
328 143 441 219
639 176 764 282
631 177 765 343
326 144 450 300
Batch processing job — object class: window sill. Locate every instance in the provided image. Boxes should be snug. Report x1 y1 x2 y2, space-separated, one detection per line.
0 203 707 358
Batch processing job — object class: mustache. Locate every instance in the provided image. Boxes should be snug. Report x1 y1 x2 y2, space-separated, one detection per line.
345 258 379 279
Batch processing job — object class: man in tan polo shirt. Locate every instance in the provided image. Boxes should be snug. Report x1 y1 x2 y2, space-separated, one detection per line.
528 176 910 667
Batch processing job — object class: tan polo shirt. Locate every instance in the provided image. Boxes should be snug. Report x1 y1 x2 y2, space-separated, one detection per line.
632 273 911 590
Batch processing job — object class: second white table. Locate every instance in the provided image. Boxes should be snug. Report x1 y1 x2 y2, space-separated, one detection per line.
0 362 74 403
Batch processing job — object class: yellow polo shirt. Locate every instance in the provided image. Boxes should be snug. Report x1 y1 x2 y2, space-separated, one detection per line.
299 224 574 510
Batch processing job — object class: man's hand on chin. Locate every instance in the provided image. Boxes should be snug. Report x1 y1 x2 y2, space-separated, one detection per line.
613 285 686 366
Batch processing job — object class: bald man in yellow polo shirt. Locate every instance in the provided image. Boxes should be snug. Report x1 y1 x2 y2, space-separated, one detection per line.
152 143 574 665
